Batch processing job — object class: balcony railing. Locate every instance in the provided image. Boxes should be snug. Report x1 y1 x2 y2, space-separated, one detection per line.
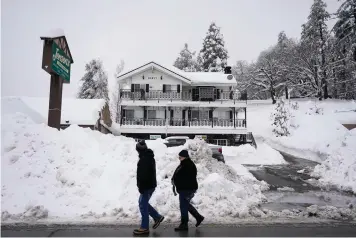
120 89 241 102
121 118 246 128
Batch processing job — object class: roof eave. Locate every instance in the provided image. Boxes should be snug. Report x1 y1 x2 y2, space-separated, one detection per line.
117 62 191 84
191 83 237 87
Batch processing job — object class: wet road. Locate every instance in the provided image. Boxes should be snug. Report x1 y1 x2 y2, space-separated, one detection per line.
245 151 320 192
2 223 356 237
245 151 356 212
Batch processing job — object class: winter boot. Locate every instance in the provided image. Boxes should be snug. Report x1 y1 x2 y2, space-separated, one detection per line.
152 216 165 229
133 228 149 235
174 223 188 231
188 205 204 227
195 215 204 227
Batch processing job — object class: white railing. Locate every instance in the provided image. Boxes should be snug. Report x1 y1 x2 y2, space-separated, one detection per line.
121 118 246 128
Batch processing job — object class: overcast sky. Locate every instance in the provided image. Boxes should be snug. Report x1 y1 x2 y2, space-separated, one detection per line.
1 0 340 98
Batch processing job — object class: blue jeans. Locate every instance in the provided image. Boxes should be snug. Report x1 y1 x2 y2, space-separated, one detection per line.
139 188 161 229
178 190 197 223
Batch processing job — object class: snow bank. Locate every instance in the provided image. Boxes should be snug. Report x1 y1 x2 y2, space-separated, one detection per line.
41 28 65 38
311 129 356 193
248 99 356 193
1 97 105 125
1 113 268 224
223 143 286 165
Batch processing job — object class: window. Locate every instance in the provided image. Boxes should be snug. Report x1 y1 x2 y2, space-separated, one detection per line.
147 110 156 119
191 110 199 120
134 84 145 91
199 87 214 99
164 85 177 91
125 110 134 119
200 111 209 120
167 139 186 145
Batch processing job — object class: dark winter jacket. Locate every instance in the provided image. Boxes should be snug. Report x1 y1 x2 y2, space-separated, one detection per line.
137 148 157 194
172 158 198 192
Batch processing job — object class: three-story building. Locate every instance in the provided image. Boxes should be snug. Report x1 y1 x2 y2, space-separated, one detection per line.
116 61 248 146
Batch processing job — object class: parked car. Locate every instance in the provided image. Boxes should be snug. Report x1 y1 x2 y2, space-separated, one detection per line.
163 136 225 163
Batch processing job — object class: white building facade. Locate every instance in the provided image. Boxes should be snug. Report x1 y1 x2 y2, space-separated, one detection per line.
117 62 247 146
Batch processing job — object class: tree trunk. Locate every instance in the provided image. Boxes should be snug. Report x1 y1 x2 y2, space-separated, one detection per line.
319 24 328 99
271 88 276 104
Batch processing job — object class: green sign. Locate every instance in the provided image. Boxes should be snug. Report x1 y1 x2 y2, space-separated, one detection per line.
51 42 71 83
150 135 161 140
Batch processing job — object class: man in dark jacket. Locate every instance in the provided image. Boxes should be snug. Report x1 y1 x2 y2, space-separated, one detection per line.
134 140 164 235
172 149 204 231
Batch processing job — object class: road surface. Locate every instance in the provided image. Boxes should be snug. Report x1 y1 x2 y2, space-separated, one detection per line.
2 223 356 237
245 151 356 212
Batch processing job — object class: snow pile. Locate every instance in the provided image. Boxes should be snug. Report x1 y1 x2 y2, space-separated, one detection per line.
41 28 65 38
248 99 356 193
312 128 356 193
223 143 286 165
1 97 105 126
1 113 268 223
249 99 356 161
261 205 356 220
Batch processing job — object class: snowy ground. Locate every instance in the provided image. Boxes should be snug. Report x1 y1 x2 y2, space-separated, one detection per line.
223 139 287 166
2 98 356 224
1 112 270 224
248 99 356 194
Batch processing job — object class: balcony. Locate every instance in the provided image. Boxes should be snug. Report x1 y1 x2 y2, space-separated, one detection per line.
121 118 246 128
120 89 241 102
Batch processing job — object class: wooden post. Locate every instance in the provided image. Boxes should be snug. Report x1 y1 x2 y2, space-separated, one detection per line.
233 107 236 128
244 107 247 128
48 74 63 129
143 106 146 126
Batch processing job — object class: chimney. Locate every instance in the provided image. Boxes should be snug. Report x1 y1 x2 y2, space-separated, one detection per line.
224 66 231 74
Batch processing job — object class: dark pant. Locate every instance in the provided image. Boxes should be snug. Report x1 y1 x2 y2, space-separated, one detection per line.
139 188 161 229
178 190 202 224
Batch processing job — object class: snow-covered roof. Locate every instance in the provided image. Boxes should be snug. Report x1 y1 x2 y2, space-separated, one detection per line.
40 28 65 38
118 62 191 84
118 61 236 86
1 97 105 125
183 72 236 86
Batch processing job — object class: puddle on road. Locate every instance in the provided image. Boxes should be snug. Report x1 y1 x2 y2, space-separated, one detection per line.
261 190 356 212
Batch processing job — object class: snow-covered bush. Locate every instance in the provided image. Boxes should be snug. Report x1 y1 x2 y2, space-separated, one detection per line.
306 103 324 115
290 101 299 110
270 99 291 137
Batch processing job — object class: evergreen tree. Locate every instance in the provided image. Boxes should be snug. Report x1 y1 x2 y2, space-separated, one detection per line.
332 0 356 99
334 0 356 62
77 59 109 101
301 0 331 99
110 60 125 123
199 22 229 72
173 43 201 71
271 99 291 137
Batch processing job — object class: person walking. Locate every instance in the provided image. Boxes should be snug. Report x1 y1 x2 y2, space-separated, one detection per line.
133 140 164 235
172 149 204 231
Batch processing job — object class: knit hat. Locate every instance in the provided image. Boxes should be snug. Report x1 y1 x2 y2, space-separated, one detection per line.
136 140 147 152
178 149 189 158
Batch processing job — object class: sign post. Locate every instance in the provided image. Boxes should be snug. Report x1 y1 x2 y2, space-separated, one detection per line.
40 32 73 130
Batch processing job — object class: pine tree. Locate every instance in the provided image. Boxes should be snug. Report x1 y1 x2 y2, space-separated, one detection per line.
332 0 356 99
110 60 125 123
301 0 331 99
77 59 109 101
199 22 229 72
334 0 356 62
173 43 201 72
271 99 291 137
